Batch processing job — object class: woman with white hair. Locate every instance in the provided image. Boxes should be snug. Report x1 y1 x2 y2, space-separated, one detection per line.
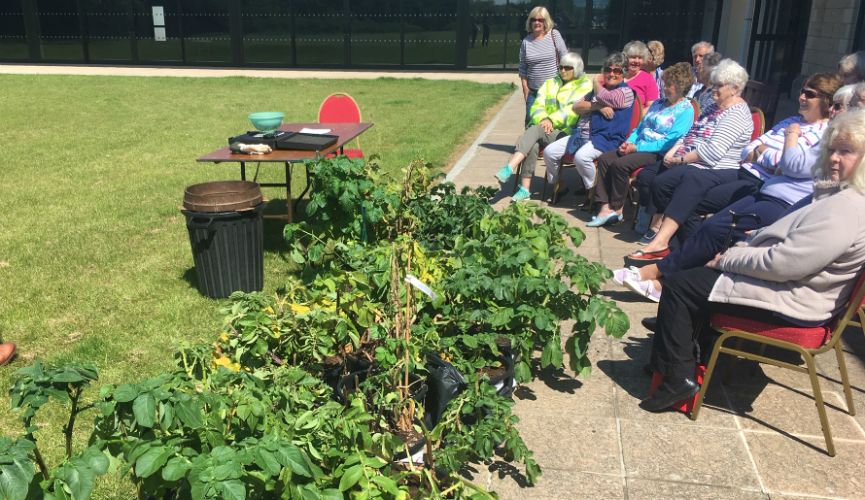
838 51 865 85
519 6 568 126
626 59 753 265
622 40 659 109
496 52 592 202
639 110 865 411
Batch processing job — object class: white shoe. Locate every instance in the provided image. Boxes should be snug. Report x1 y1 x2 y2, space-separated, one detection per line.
623 278 662 303
612 267 641 286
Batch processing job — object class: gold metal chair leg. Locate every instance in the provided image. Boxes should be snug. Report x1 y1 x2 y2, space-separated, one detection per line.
835 341 856 416
723 338 744 384
802 350 835 456
692 331 732 420
749 343 767 376
587 185 596 212
541 178 548 204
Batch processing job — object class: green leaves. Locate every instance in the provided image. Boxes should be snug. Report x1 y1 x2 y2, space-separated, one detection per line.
132 393 157 428
339 464 364 491
0 438 36 500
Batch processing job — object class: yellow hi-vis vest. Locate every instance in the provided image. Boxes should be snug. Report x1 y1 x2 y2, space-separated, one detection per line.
528 74 592 135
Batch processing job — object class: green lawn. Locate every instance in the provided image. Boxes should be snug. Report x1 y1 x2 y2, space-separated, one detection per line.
0 74 511 496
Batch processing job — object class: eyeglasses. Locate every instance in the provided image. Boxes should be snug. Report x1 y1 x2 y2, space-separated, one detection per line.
603 66 623 75
559 65 574 71
800 88 821 99
530 17 545 23
711 82 727 90
831 101 846 110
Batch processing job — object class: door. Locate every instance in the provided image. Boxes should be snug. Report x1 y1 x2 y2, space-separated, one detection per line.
747 0 810 93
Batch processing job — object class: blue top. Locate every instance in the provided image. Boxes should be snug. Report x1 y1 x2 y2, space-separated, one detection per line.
590 81 635 152
626 98 695 153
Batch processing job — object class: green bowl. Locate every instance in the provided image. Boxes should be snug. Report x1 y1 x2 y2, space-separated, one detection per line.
248 112 285 133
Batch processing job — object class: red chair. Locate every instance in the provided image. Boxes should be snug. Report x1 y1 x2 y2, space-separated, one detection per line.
750 106 765 141
318 93 364 158
690 271 865 456
541 92 644 206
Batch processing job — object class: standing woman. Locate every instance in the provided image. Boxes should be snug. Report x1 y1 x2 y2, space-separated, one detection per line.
622 40 660 110
519 7 568 126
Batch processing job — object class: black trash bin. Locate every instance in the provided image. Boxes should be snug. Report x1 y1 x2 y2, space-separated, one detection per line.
181 201 266 299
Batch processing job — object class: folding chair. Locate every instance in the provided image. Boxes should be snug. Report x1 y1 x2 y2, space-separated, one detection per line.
318 93 364 158
750 106 765 141
541 92 644 206
691 271 865 456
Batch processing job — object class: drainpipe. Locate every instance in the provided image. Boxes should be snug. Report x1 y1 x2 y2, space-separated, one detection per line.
739 0 755 64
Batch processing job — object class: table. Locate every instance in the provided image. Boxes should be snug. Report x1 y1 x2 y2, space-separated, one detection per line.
197 122 373 222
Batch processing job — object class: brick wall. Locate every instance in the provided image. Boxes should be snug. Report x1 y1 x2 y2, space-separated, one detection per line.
801 0 861 75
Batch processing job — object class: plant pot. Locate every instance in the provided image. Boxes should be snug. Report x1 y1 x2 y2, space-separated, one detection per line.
319 355 345 390
393 422 429 465
480 354 515 399
424 352 466 428
346 352 377 373
334 370 427 405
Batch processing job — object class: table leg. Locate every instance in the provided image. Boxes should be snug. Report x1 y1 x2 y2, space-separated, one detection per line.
285 162 292 223
295 164 312 214
240 162 246 181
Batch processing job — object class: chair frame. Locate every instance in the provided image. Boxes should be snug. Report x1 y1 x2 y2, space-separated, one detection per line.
691 273 865 456
750 106 765 139
318 92 363 155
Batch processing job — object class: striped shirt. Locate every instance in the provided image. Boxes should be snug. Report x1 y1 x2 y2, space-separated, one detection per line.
740 116 827 180
673 102 753 170
519 29 568 90
575 86 635 140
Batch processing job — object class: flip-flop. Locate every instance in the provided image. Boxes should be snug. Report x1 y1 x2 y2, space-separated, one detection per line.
623 248 670 268
545 187 570 205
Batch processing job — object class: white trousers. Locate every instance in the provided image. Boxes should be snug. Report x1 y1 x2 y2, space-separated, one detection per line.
542 136 603 190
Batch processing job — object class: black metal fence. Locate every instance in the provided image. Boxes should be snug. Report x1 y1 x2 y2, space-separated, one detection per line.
0 0 721 70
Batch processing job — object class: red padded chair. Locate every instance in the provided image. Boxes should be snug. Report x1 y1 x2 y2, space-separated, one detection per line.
690 270 865 456
750 106 765 141
318 93 364 159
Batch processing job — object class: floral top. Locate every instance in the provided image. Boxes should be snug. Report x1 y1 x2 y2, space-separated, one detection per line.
626 98 694 153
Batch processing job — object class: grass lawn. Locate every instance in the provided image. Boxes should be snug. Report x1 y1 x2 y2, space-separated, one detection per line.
0 73 511 497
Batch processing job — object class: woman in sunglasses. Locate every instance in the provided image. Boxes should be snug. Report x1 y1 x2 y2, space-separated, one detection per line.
519 7 568 127
541 52 636 202
618 73 843 303
495 53 592 202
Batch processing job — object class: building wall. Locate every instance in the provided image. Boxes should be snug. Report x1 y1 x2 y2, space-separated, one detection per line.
801 0 861 75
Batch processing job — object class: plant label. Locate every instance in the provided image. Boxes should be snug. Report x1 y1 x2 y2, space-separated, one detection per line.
405 274 435 300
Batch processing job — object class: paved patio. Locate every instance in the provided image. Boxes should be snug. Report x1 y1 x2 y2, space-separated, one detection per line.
449 90 865 500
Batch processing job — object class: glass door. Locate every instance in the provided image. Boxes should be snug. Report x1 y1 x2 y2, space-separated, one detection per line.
0 1 28 59
241 0 292 64
83 0 132 61
349 0 401 66
133 0 183 62
179 0 231 63
36 0 84 60
294 0 345 65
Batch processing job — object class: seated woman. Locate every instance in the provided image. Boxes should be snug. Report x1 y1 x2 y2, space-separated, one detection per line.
588 62 695 227
495 52 592 202
617 73 843 302
622 40 660 110
634 51 722 236
639 110 865 411
542 52 635 202
625 59 753 265
642 41 665 99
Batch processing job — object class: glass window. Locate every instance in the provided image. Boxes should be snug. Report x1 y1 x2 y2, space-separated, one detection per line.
294 0 343 65
84 0 131 61
468 0 508 69
403 0 457 66
180 0 231 63
133 0 182 62
37 0 83 60
587 33 619 67
242 0 291 64
0 2 27 59
350 0 400 65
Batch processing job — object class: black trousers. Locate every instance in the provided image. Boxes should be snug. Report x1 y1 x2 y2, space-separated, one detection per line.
651 267 797 379
635 159 665 216
594 150 663 210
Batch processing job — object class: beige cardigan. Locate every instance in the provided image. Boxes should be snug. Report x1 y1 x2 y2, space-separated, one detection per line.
709 182 865 322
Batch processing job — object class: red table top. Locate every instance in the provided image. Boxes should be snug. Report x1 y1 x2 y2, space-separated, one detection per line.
196 122 373 163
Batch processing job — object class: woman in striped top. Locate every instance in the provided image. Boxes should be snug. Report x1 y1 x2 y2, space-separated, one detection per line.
519 6 568 126
626 59 753 266
616 73 843 303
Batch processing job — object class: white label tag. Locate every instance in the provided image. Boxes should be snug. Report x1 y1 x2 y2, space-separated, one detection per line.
405 274 435 300
154 26 166 41
152 6 165 26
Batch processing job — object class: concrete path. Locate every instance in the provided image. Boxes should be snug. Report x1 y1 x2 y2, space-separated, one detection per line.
449 90 865 500
0 63 520 85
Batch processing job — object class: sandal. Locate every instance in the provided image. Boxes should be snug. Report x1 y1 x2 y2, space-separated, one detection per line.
623 248 670 268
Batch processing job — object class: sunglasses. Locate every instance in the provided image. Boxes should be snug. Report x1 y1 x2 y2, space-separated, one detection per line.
800 88 821 99
831 101 846 109
530 17 545 23
559 65 574 71
603 66 623 75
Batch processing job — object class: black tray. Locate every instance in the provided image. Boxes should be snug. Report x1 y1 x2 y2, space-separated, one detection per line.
228 131 292 149
277 133 339 151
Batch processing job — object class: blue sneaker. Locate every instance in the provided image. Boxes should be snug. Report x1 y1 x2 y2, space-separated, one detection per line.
638 228 658 246
494 165 514 182
634 207 650 234
511 186 531 202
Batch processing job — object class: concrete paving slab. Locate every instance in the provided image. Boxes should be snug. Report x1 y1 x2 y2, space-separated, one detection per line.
488 469 625 499
626 479 768 500
514 414 622 475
